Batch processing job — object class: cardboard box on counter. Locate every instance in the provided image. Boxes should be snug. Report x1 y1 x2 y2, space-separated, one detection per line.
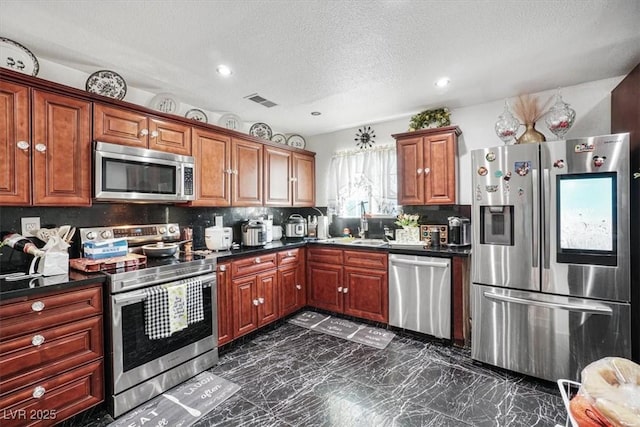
83 238 128 259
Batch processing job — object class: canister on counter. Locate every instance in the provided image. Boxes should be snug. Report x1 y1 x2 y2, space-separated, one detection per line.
430 227 440 247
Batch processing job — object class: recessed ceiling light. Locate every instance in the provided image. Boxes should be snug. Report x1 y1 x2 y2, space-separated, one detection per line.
435 77 450 87
311 111 322 116
217 65 232 76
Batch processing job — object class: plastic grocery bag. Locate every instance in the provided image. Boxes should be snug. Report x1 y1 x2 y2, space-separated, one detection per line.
571 357 640 427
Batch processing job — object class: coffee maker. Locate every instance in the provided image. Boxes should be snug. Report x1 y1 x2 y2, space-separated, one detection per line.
447 216 471 247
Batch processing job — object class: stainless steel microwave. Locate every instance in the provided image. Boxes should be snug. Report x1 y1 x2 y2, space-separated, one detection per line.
94 141 195 202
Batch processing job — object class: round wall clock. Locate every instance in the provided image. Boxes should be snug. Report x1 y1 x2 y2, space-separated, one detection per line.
355 126 376 149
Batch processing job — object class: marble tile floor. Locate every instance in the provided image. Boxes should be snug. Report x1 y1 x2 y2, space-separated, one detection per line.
66 320 567 427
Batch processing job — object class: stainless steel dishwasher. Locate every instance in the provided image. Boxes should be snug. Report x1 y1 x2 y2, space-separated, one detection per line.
388 254 451 339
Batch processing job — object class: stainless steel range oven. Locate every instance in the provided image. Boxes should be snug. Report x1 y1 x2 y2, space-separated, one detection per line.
80 224 218 418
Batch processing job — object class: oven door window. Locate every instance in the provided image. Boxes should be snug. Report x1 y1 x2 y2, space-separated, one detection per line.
556 172 617 266
121 286 213 372
102 157 177 195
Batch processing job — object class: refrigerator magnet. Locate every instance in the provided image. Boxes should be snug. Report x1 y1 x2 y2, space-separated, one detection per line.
486 185 498 193
515 161 531 176
475 185 482 200
494 170 503 178
486 152 496 162
478 166 488 176
553 159 565 168
575 142 595 153
593 156 606 167
503 171 512 181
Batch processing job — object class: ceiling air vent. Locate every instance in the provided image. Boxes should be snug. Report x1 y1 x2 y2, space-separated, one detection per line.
244 93 278 108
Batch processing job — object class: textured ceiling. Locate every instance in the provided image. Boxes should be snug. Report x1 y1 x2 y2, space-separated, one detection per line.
2 0 639 136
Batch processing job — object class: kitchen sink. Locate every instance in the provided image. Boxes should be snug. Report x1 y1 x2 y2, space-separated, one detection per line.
318 238 388 247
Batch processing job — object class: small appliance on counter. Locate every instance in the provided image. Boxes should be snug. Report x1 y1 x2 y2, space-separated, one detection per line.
316 215 330 239
204 226 233 251
447 216 471 247
241 220 267 246
285 214 307 238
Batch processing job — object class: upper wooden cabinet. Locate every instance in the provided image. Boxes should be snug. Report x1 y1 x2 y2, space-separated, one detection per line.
0 82 91 206
394 126 461 205
264 146 315 207
94 103 191 155
191 128 232 206
231 137 263 206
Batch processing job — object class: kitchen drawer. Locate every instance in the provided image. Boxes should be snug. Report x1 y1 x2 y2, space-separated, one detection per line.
344 250 388 270
231 253 277 277
307 247 342 265
0 359 104 427
0 316 103 396
0 285 102 342
277 248 302 266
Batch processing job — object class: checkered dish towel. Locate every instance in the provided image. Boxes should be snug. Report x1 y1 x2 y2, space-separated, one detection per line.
144 278 205 340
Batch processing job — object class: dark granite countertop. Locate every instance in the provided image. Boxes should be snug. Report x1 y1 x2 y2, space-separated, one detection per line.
0 270 107 302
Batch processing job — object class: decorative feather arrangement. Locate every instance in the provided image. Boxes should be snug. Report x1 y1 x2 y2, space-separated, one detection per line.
512 94 552 124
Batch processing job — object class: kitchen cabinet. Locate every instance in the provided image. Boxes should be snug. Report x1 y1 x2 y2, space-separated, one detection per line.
307 247 388 322
0 82 92 206
0 284 104 426
264 146 316 207
394 126 461 205
216 262 233 346
231 253 278 338
94 103 192 155
231 137 263 206
191 128 232 206
278 248 306 316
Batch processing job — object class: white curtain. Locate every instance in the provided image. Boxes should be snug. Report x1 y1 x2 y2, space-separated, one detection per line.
326 144 397 216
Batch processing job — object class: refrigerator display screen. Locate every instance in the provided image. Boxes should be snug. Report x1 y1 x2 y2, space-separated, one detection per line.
557 173 617 266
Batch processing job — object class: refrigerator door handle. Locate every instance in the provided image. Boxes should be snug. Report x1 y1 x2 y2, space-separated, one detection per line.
532 168 539 268
483 291 613 315
543 167 551 269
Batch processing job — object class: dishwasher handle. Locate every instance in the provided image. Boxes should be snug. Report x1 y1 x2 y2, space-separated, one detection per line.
483 291 613 315
390 258 449 269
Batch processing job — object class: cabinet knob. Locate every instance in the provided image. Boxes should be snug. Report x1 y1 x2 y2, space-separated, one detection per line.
32 334 45 346
296 284 302 290
233 169 238 175
337 286 343 293
32 386 46 399
424 167 431 175
35 143 47 153
17 141 30 151
343 287 349 293
219 265 227 272
139 129 149 136
253 299 259 306
258 297 265 304
417 168 423 175
151 131 159 138
255 257 261 264
31 301 45 312
287 251 293 257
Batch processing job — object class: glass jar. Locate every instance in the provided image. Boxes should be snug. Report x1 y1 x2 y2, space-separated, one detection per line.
545 91 576 139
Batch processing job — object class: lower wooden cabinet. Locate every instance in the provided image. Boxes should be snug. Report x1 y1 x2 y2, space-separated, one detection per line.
0 284 104 426
216 262 233 346
307 247 389 323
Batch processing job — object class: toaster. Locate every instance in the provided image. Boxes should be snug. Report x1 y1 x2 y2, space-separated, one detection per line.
204 227 232 251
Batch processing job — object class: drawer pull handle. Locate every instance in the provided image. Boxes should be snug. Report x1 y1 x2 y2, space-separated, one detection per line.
296 284 302 290
140 128 149 136
150 131 159 138
258 297 265 304
287 251 293 257
32 386 46 399
31 301 45 312
35 143 47 153
32 334 45 346
253 299 259 306
255 257 261 264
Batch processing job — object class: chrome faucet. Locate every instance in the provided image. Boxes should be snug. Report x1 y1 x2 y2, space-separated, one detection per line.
359 201 368 239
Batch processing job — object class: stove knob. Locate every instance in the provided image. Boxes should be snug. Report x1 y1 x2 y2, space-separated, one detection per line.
158 226 167 234
101 230 113 239
168 225 177 234
86 231 96 240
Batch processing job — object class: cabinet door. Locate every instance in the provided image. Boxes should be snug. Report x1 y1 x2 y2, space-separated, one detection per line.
231 138 263 206
191 128 231 206
279 265 305 317
93 103 148 148
257 270 279 326
216 263 233 346
307 262 343 312
0 81 30 205
343 266 388 323
264 146 292 206
32 90 91 206
231 276 258 338
148 116 192 155
424 132 456 204
292 152 315 207
397 137 424 205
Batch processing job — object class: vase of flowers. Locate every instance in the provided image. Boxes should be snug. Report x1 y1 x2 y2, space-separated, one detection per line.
395 214 420 243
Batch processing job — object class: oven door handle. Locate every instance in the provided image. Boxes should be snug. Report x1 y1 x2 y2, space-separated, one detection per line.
113 272 216 306
114 264 215 291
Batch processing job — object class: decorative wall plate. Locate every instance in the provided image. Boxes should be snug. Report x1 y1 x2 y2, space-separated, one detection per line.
0 37 39 76
85 69 127 100
218 113 242 130
270 134 287 144
249 122 272 140
149 93 179 114
185 108 208 123
286 134 306 149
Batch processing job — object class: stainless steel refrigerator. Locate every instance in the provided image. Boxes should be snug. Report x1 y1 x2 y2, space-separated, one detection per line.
471 133 631 382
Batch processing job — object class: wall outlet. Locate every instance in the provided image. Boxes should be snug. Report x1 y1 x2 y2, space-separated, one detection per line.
21 217 41 237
